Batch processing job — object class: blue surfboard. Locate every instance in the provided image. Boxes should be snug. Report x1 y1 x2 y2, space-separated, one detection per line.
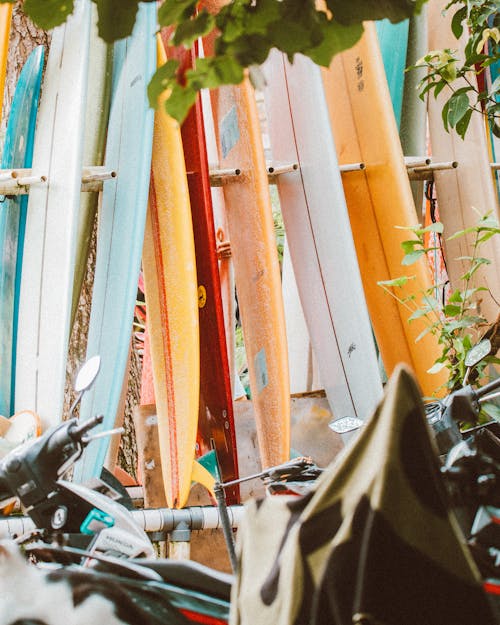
74 2 156 482
376 19 410 128
0 46 44 416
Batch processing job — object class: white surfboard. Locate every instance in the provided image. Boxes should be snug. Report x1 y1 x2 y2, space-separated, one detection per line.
282 237 321 394
263 50 383 421
15 0 91 430
427 0 500 323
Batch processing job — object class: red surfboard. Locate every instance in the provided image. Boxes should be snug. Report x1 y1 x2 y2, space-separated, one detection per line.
166 36 240 504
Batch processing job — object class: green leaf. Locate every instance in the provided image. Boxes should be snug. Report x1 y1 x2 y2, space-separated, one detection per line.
401 239 421 254
447 91 470 127
415 325 432 342
187 55 244 90
442 98 450 132
443 304 462 316
172 10 215 47
421 221 445 234
377 275 413 288
306 16 363 67
450 5 467 39
24 0 75 30
164 83 198 123
94 0 139 42
481 402 500 422
147 60 180 108
455 107 473 139
158 0 198 26
427 361 447 374
326 0 422 26
448 289 463 304
402 249 425 265
408 307 433 321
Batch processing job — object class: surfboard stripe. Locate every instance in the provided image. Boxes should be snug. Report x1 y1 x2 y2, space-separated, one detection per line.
147 174 180 495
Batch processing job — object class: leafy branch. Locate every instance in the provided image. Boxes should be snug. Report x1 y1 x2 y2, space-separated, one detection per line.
2 0 426 123
411 0 500 139
378 214 500 398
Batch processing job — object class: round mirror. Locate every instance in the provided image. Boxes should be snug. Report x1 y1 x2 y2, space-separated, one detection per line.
464 338 491 368
74 355 101 393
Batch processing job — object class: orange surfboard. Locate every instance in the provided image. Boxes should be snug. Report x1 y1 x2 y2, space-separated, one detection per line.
323 23 447 396
204 35 290 468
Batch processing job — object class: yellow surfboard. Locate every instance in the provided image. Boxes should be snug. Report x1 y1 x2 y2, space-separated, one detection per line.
0 3 12 126
142 37 201 508
205 43 290 467
323 23 447 396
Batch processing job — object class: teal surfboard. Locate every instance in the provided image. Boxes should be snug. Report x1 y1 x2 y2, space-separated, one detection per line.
376 18 410 128
0 46 43 417
74 2 156 483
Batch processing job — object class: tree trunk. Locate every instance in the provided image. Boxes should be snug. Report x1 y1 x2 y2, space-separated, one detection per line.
1 1 50 141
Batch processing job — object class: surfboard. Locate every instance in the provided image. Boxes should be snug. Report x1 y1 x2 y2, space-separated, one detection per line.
200 86 237 397
427 0 500 324
15 0 91 430
263 50 383 421
204 36 290 469
74 1 156 483
281 237 321 394
0 3 12 126
0 46 43 418
70 5 112 326
376 18 409 127
323 23 447 397
168 38 240 503
401 8 428 214
140 34 199 509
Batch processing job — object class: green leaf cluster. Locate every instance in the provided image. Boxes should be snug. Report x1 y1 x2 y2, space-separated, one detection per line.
412 0 500 139
378 212 500 396
5 0 424 123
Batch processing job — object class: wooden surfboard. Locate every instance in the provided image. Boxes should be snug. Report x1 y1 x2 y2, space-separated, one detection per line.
0 46 43 418
71 5 113 326
323 23 447 396
74 2 156 483
204 35 290 468
15 0 91 429
0 3 12 126
168 38 240 503
263 50 383 421
427 0 500 324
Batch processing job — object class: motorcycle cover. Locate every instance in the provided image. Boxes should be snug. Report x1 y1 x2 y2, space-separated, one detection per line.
231 365 496 625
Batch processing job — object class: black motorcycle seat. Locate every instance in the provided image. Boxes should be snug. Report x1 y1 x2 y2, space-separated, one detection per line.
132 558 234 600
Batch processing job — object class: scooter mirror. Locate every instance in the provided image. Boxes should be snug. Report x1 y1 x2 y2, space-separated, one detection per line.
328 416 364 434
464 339 491 368
74 355 101 393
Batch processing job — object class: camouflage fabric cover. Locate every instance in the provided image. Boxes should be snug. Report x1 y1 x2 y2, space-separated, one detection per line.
231 365 495 625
